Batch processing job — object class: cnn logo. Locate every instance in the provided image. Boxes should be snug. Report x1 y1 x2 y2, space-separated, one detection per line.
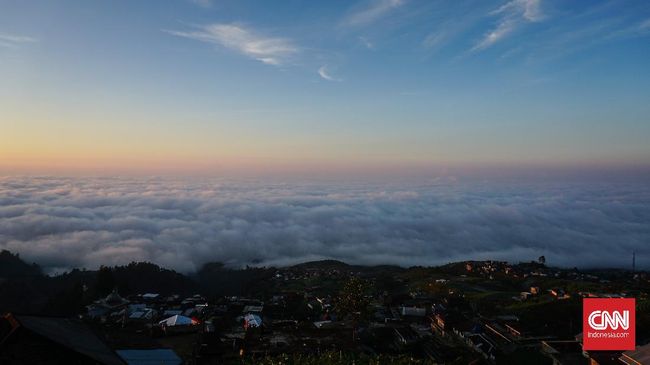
583 298 635 351
588 310 629 330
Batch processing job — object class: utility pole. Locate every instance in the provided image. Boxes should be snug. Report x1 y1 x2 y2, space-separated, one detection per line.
633 251 636 274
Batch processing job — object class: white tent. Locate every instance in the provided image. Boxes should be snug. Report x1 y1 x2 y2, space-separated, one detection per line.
159 315 193 327
244 313 262 328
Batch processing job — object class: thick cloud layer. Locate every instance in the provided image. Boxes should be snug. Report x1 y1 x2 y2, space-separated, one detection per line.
0 176 648 273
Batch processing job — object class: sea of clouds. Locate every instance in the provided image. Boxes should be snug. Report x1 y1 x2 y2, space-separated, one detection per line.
0 176 648 273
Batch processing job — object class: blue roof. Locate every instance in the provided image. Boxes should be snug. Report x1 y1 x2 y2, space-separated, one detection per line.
116 349 182 365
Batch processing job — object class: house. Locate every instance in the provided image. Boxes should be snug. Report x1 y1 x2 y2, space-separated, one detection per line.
86 289 130 319
162 309 183 317
430 312 473 337
587 351 623 365
243 305 264 314
128 308 156 322
0 313 125 365
620 343 650 365
530 287 541 295
127 304 146 312
159 314 196 327
431 314 446 335
158 315 199 334
504 322 523 338
180 294 206 308
541 340 585 365
141 293 160 301
465 333 496 360
392 326 419 346
549 288 571 300
313 320 332 328
116 349 182 365
100 289 129 308
483 322 513 343
399 306 426 317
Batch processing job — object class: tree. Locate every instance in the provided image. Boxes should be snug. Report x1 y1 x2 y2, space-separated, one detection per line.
95 266 115 297
335 276 370 342
538 256 546 265
0 250 42 277
335 276 370 319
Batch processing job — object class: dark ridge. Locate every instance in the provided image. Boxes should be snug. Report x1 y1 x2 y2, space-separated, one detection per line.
0 250 42 278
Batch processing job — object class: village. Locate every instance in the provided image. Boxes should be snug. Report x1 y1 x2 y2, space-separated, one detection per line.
1 253 650 364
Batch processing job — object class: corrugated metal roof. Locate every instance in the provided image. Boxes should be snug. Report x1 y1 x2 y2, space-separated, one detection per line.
14 315 126 365
621 343 650 365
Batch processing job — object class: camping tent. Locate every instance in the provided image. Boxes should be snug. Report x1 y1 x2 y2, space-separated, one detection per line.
244 313 262 329
158 314 193 327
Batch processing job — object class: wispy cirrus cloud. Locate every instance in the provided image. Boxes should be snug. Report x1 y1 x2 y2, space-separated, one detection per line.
358 36 375 49
620 17 650 39
498 0 543 22
343 0 405 27
512 4 650 65
317 65 342 82
422 31 447 49
0 33 37 48
166 23 298 66
472 0 544 52
638 18 650 31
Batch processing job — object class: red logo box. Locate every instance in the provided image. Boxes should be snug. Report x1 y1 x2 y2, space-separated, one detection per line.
583 298 635 351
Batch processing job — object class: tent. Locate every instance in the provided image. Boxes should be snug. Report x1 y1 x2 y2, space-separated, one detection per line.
158 314 193 327
244 313 262 329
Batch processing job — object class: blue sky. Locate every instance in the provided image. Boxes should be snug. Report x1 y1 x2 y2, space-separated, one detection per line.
1 1 650 270
1 0 649 176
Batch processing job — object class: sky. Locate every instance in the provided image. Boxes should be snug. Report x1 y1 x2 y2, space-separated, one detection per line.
1 1 650 271
1 0 650 177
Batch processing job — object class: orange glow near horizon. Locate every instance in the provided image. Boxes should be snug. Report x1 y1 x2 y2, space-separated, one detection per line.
3 104 649 177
